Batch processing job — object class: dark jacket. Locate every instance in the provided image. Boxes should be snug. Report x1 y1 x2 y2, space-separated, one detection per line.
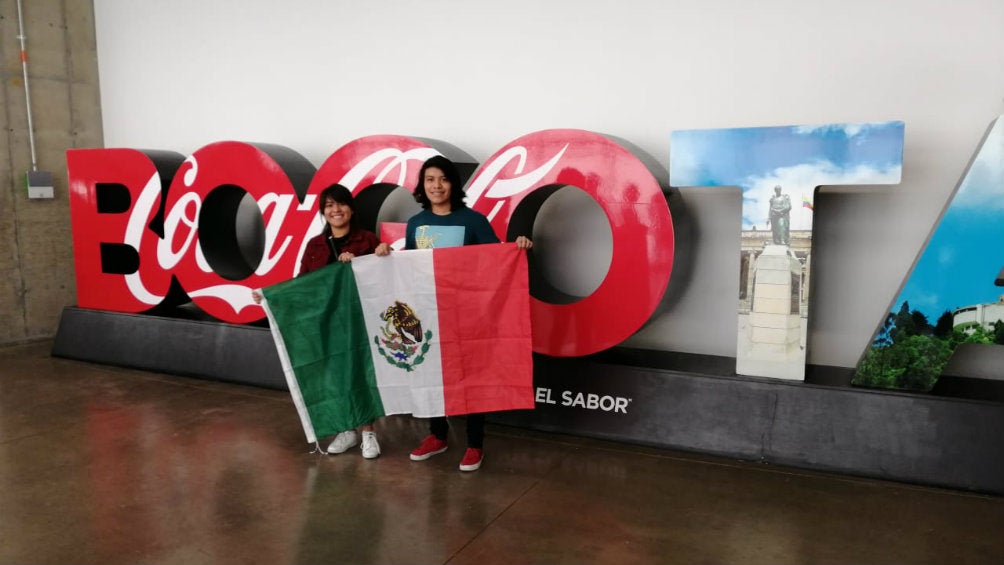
299 228 381 275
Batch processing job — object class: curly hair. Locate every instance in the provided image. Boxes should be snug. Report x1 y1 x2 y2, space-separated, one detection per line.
413 155 467 210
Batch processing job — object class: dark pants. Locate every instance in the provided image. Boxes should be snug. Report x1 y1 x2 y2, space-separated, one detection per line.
429 413 485 449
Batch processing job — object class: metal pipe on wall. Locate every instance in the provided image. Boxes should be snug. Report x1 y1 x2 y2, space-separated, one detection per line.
15 0 38 172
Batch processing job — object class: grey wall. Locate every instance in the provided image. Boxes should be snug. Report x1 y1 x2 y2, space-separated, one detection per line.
0 0 102 345
5 0 1004 371
90 0 1004 369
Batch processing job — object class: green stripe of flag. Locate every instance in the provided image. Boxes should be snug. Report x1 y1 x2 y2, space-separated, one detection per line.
263 262 385 439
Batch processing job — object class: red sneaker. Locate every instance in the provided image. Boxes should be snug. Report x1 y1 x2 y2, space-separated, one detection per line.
459 448 483 472
410 435 448 461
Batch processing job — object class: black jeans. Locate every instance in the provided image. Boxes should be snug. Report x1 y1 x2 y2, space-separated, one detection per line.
429 413 485 449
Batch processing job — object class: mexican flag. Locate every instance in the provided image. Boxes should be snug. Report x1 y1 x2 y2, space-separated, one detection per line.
261 243 534 444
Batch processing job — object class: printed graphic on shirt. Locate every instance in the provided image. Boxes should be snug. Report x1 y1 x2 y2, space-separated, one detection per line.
414 225 465 249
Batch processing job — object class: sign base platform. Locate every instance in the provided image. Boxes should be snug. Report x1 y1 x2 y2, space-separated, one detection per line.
52 306 1004 494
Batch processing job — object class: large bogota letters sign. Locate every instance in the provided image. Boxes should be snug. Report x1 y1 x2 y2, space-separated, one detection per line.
68 119 998 386
67 130 675 358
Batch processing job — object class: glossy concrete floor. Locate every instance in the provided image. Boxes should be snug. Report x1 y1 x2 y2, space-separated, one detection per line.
2 341 1003 565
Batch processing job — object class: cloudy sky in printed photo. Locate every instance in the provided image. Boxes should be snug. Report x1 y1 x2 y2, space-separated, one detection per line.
669 121 905 231
895 117 1004 321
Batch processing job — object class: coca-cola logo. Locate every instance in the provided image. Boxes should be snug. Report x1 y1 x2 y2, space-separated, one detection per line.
67 130 675 357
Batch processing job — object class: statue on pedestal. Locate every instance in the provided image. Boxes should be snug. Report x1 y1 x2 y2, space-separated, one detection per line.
768 185 791 245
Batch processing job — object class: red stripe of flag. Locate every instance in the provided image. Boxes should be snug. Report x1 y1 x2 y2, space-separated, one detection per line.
434 244 534 415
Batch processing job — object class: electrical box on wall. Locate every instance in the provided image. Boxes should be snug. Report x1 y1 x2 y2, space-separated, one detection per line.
26 170 54 199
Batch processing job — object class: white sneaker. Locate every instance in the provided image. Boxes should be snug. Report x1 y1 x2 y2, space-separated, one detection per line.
361 431 381 459
327 430 358 454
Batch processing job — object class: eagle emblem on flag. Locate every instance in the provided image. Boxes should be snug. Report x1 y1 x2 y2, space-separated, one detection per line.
375 301 433 371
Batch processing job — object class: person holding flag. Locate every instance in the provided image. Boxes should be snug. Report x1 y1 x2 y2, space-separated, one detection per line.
401 155 533 472
259 160 535 469
253 183 390 458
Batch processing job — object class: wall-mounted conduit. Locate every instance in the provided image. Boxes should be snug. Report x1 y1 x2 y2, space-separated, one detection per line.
15 0 54 199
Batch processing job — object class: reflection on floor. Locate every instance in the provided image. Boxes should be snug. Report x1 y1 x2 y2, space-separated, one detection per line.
2 341 1002 565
